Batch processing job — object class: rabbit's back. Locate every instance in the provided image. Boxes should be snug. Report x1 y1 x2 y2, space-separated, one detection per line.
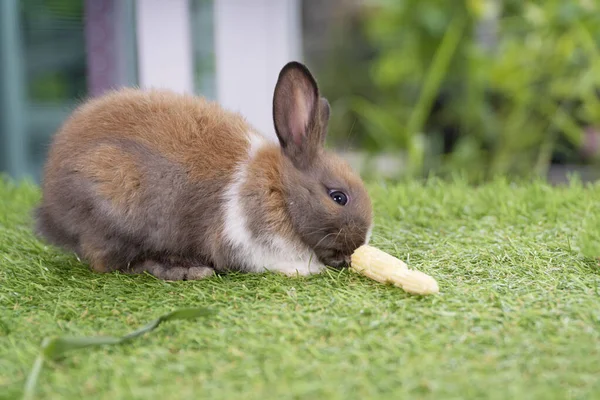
46 88 252 183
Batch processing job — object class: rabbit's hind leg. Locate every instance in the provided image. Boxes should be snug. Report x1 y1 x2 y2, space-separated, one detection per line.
78 230 215 280
125 258 216 281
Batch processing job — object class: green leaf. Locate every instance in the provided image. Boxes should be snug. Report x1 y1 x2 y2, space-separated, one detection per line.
23 307 215 400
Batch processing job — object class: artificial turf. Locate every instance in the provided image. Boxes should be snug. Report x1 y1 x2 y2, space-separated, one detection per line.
1 176 599 399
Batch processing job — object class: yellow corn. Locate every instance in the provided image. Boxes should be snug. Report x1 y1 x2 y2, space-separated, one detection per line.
350 245 439 295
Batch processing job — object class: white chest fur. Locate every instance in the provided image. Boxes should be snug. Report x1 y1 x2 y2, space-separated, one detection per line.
221 132 326 276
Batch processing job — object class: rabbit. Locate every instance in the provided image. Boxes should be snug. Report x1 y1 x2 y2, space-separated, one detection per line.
34 61 374 280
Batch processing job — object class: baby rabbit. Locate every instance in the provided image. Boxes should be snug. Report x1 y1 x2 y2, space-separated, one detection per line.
35 61 373 280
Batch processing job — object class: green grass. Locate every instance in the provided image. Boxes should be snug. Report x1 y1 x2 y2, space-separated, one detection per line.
1 176 600 400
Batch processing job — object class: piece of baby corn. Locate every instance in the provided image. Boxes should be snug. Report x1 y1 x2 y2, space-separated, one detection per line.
350 245 439 295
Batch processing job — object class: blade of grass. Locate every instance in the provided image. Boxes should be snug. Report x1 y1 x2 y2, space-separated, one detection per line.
23 307 215 400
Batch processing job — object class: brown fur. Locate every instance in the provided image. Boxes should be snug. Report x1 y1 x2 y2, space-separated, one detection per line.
37 89 254 278
35 61 373 280
46 89 250 184
76 143 142 213
242 146 300 249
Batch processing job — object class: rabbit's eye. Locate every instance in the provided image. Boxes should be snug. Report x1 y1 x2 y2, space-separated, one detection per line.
329 190 348 206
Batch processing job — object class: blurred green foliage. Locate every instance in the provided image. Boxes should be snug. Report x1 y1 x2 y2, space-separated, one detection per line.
20 0 87 103
318 0 600 181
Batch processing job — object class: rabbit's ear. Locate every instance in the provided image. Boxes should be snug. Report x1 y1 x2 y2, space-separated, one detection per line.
272 61 328 169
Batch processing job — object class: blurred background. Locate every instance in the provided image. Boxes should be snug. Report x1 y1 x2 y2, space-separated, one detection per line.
1 0 600 184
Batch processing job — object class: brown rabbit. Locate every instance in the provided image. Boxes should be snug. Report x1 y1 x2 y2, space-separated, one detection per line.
34 61 373 280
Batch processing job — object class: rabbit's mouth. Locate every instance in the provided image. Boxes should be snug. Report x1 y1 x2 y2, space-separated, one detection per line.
313 244 355 269
322 255 351 269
